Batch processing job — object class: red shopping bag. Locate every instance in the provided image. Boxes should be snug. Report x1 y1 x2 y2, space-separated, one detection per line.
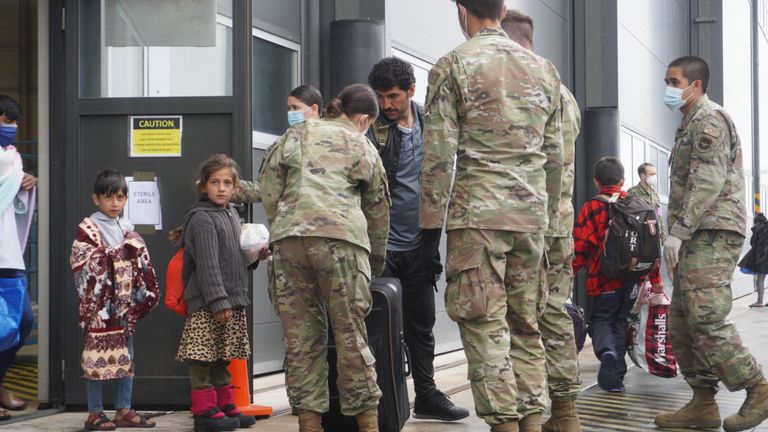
627 282 677 377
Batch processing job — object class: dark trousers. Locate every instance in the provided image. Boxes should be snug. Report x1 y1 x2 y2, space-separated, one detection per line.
0 269 35 384
381 248 437 398
587 281 637 382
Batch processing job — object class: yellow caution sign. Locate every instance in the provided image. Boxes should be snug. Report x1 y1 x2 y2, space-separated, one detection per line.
130 116 183 157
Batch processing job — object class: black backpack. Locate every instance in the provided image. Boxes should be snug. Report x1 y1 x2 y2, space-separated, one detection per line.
596 194 661 280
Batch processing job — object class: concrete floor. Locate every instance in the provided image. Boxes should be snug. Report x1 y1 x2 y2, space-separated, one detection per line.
2 292 765 432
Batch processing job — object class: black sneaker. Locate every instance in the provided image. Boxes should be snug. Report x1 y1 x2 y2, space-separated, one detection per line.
598 351 619 391
413 390 470 422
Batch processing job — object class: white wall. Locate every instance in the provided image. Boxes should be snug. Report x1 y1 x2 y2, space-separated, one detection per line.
617 0 687 150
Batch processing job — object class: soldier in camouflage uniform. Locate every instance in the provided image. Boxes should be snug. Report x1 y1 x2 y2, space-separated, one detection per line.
627 163 667 243
655 56 768 432
259 84 390 432
501 10 582 432
419 2 564 431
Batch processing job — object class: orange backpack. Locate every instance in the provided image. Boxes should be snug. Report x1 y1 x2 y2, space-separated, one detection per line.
165 248 188 317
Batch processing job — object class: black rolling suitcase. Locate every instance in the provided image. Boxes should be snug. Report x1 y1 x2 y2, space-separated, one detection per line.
322 277 410 432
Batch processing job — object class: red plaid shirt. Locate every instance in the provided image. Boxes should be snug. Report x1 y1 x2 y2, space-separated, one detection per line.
572 185 661 297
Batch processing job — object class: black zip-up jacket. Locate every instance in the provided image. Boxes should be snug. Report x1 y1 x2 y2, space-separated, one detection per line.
365 101 424 190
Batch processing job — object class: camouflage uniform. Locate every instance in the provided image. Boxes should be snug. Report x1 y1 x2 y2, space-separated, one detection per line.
668 94 763 392
627 181 667 242
259 118 390 415
539 84 582 403
420 27 563 426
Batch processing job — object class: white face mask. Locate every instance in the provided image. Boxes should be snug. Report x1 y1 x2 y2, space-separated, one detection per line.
645 175 658 188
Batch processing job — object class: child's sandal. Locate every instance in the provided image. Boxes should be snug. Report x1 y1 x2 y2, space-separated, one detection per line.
113 409 156 428
1 409 11 421
85 412 117 431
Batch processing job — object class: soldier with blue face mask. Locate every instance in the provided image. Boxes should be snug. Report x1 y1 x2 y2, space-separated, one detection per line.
286 84 324 127
655 55 768 432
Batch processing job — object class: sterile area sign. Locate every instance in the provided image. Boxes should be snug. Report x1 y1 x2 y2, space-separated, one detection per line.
124 176 163 230
129 116 182 157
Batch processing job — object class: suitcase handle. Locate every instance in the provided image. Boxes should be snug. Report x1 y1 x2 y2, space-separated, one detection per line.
402 338 411 377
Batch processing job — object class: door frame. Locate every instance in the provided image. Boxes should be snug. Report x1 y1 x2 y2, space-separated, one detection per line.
48 0 253 406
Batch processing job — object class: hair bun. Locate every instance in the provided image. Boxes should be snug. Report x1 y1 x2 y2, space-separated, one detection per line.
325 98 344 118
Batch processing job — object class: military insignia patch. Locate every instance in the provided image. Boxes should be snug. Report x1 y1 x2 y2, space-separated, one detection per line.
696 137 713 153
702 124 722 138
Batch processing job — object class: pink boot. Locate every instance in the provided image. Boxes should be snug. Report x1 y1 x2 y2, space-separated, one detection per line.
191 388 239 432
215 385 256 428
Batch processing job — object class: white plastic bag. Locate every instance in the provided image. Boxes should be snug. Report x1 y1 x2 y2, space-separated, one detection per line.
240 223 269 266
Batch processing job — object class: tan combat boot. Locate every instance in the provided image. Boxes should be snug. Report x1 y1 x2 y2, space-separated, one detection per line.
298 410 324 432
654 387 721 429
519 413 542 432
723 380 768 432
490 420 519 432
355 409 379 432
543 399 581 432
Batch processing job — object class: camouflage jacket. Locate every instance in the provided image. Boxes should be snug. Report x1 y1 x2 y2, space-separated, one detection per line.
235 180 261 203
419 27 564 233
668 95 746 240
258 118 391 275
548 83 580 238
627 182 667 241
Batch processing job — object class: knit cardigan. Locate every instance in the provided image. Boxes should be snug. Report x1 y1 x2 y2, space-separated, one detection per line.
180 202 249 314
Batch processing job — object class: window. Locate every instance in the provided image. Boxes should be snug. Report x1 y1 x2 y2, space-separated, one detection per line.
251 28 300 150
619 126 670 202
80 0 233 98
392 49 433 107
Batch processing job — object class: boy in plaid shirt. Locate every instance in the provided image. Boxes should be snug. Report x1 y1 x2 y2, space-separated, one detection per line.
573 157 662 392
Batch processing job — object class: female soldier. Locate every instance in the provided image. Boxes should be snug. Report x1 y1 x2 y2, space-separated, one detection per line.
287 84 323 126
259 84 390 432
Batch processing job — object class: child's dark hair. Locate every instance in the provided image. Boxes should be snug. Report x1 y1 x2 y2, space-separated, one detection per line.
0 95 21 121
325 84 379 120
594 157 624 187
93 169 128 197
169 154 240 244
289 84 324 113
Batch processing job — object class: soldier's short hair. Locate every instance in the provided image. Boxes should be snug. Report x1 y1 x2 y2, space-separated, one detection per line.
594 157 624 187
456 0 505 21
501 9 534 47
668 56 710 93
368 57 416 93
637 162 655 177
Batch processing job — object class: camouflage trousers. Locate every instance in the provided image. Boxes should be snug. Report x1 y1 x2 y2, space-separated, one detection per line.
445 229 546 426
671 229 764 392
540 236 582 401
271 236 382 416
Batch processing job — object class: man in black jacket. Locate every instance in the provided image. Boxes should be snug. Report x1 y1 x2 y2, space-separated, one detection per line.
366 57 469 422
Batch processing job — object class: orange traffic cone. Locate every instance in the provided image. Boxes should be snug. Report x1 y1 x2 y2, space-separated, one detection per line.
228 358 273 417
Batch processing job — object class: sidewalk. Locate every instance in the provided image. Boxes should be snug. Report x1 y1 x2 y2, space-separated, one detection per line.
3 290 765 431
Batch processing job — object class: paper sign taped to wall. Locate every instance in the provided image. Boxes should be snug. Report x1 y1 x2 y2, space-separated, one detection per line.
129 116 183 157
124 176 163 230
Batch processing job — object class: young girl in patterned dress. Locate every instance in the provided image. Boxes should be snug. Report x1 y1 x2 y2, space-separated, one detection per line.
171 154 255 432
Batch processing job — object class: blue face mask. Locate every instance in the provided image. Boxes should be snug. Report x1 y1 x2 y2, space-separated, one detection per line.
0 124 18 147
287 110 306 127
664 83 693 112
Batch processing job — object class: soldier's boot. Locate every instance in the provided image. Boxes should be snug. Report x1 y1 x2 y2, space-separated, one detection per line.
297 410 324 432
723 380 768 432
654 387 721 429
542 399 581 432
355 409 379 432
490 420 519 432
519 413 542 432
